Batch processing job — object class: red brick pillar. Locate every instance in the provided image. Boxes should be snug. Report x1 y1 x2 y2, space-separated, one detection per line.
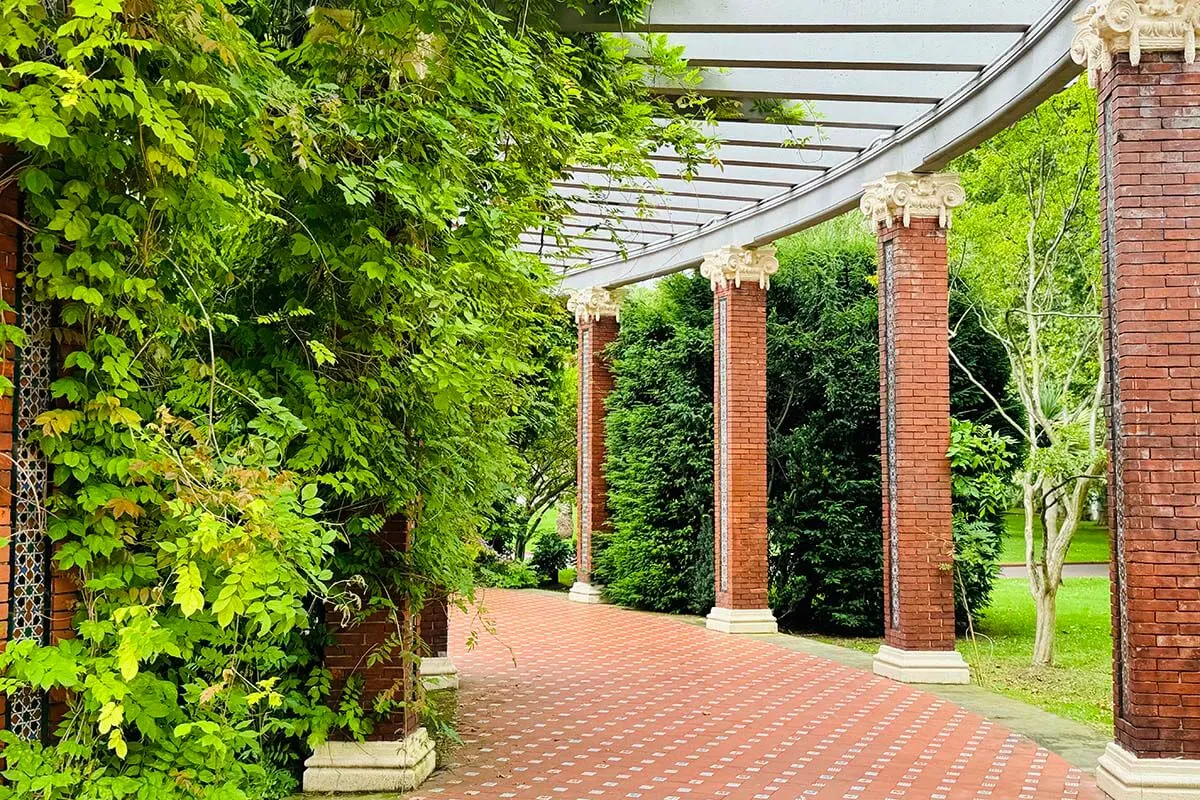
860 172 968 683
1075 11 1200 797
0 156 16 733
303 514 435 792
566 287 620 604
417 591 457 691
700 246 778 634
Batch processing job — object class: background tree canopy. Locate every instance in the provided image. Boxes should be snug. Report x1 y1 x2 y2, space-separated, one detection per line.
0 0 710 796
598 217 1014 634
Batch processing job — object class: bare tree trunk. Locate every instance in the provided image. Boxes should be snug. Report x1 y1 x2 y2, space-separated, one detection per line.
1032 583 1059 666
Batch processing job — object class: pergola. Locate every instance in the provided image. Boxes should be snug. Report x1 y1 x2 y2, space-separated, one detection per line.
551 3 1200 800
540 0 1086 289
1 2 1196 797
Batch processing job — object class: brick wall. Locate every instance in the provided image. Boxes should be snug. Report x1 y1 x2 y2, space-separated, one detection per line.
324 516 417 741
712 282 769 611
418 590 448 659
576 316 617 583
1099 51 1200 759
876 218 956 653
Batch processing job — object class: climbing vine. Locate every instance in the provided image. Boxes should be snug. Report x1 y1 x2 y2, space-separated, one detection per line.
0 0 706 795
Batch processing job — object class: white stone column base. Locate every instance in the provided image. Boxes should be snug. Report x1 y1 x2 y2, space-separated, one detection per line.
1097 741 1200 799
419 655 459 692
705 606 778 634
872 644 970 684
302 728 436 793
568 581 606 603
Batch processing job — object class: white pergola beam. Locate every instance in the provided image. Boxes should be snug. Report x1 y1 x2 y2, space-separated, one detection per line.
557 176 785 201
565 203 726 224
652 145 849 170
566 215 704 235
695 120 887 150
623 32 1019 70
651 68 968 104
556 191 749 214
562 0 1050 32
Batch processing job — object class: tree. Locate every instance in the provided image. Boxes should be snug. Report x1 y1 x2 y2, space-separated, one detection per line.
950 79 1104 666
501 301 577 561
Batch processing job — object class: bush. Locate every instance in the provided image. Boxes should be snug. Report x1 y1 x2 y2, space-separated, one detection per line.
767 223 884 632
530 531 573 583
949 418 1017 628
474 550 540 589
594 276 716 614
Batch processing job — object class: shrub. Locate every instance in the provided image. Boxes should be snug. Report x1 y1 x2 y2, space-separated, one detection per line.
530 531 574 583
949 418 1017 628
474 551 540 589
767 223 884 633
594 276 716 614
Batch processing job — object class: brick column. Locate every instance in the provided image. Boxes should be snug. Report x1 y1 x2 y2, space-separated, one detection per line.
1075 9 1200 798
0 157 16 734
700 246 778 634
565 287 620 604
860 172 969 684
417 591 457 691
303 515 435 793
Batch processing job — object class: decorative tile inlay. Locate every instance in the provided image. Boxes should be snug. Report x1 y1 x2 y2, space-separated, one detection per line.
1102 93 1130 714
579 328 591 576
717 295 730 595
882 241 901 630
8 229 53 741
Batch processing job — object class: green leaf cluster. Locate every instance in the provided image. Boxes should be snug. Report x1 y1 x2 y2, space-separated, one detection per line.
0 0 707 794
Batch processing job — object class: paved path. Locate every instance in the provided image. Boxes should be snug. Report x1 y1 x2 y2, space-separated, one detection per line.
414 590 1100 800
999 563 1109 579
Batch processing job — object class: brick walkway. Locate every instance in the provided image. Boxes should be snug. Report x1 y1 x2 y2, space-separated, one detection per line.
413 589 1101 800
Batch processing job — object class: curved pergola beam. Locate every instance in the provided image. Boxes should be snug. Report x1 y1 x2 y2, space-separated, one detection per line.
560 0 1086 290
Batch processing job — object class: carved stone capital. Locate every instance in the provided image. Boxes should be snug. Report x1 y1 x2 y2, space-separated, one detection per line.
699 245 779 291
567 286 621 324
1072 0 1200 86
860 172 965 230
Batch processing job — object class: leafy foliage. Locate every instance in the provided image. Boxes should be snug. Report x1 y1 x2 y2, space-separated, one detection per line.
0 0 707 794
593 275 715 614
529 531 573 584
473 551 540 590
949 419 1018 628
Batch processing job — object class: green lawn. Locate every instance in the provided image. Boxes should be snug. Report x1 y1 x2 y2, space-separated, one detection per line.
999 510 1110 565
817 577 1113 731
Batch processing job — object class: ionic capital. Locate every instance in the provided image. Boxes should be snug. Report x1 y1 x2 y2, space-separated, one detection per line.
860 171 965 230
1072 0 1200 86
699 245 779 292
567 286 621 324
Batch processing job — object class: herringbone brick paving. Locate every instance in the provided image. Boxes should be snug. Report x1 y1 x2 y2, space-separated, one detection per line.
412 589 1100 799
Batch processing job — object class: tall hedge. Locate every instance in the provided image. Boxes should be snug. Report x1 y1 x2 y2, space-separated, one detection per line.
598 217 1012 633
592 277 716 614
766 223 884 631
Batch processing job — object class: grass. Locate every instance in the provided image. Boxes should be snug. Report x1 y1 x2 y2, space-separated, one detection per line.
999 510 1110 565
816 577 1113 731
